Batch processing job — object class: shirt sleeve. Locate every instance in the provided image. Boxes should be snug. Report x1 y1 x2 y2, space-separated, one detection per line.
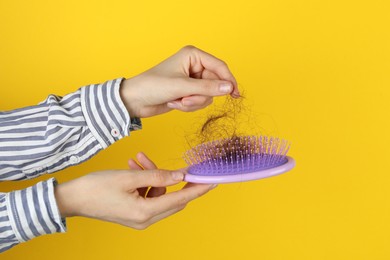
0 178 65 253
0 78 141 181
0 78 142 253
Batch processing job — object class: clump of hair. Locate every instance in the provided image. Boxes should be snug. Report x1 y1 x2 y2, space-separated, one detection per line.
186 92 247 151
200 93 245 141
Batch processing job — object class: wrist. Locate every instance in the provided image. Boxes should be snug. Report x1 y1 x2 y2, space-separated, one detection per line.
54 181 78 218
120 78 140 118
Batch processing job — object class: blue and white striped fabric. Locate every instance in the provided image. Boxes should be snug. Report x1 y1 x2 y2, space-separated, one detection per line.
0 78 141 252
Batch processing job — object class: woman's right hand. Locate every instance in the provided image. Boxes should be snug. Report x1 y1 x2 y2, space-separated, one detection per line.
120 46 239 118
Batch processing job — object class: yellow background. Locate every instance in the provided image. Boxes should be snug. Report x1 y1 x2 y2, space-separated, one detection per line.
1 0 389 259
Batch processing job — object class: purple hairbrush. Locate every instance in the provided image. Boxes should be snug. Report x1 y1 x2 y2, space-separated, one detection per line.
183 135 295 183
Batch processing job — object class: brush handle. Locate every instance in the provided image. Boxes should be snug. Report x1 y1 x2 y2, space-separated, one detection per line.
184 156 295 184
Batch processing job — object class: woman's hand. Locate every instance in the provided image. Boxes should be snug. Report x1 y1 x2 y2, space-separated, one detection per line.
54 152 216 230
120 45 239 118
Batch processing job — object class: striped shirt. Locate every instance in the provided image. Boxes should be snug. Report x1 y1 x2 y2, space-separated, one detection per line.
0 78 141 252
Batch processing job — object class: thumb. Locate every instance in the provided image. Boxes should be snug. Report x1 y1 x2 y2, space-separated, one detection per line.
183 78 234 97
131 169 185 188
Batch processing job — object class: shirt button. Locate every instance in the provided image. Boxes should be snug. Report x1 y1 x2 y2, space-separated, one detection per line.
70 155 80 164
111 128 120 137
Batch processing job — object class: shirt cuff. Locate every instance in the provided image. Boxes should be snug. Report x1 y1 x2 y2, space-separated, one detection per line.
6 178 66 243
80 78 142 149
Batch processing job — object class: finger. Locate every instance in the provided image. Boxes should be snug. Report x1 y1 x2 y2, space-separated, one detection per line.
189 78 234 97
144 183 215 215
136 152 157 170
146 187 167 198
132 169 184 188
128 159 148 196
192 48 239 97
167 101 211 112
183 182 218 191
191 69 220 80
181 95 213 107
200 58 239 97
167 77 233 100
128 158 144 170
168 95 213 111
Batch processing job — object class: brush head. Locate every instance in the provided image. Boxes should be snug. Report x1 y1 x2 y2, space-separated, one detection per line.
183 135 295 183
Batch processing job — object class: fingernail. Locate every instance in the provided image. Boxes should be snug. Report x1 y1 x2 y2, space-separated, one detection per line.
219 83 233 93
232 91 240 98
167 102 179 109
172 171 184 181
210 184 218 190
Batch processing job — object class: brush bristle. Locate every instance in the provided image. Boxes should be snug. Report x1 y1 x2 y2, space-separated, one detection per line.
184 135 290 176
